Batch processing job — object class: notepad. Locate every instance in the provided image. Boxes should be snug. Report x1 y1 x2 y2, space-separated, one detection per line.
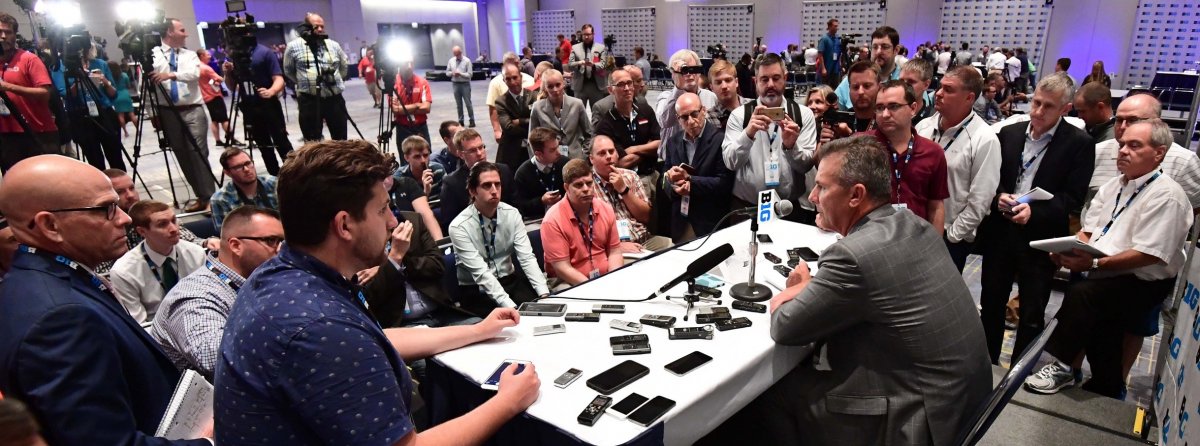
155 369 213 439
1029 236 1108 257
1017 187 1054 204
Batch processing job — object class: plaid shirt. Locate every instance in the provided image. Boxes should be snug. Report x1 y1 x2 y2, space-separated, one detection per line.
150 254 244 378
283 38 348 97
592 167 650 243
210 175 279 232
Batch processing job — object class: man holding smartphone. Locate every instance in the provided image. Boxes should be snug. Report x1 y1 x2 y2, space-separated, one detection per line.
514 127 567 219
722 53 817 218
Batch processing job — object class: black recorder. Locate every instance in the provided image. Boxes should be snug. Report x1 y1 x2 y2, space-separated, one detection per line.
669 325 715 340
696 307 731 324
639 314 676 328
732 300 766 313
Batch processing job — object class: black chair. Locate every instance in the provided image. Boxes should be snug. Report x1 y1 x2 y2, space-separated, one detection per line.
954 318 1059 446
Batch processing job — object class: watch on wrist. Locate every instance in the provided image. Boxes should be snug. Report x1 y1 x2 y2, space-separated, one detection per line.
618 187 630 196
1090 258 1100 271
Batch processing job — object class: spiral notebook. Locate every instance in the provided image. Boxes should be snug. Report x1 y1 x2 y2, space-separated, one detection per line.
154 369 213 439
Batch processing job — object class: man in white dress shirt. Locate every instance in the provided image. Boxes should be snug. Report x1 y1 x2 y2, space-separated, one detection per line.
916 66 1001 271
151 18 215 212
1088 93 1200 211
109 200 206 323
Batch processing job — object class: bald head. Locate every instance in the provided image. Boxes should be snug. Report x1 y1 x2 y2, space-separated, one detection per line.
1114 93 1164 140
675 92 706 139
0 155 132 268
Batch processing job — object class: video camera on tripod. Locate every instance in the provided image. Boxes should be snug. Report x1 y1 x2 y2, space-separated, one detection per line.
114 10 167 71
219 9 258 81
706 43 727 60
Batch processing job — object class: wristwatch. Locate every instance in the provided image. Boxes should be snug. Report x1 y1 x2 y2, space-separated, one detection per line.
1090 258 1100 272
618 187 630 196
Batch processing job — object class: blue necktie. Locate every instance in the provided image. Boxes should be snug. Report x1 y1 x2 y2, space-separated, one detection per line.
168 49 179 103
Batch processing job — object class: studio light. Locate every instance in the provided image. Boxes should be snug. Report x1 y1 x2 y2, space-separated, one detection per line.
115 0 157 23
35 0 82 27
384 39 413 64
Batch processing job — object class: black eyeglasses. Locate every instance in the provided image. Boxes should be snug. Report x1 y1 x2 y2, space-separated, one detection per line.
237 236 284 249
28 202 119 229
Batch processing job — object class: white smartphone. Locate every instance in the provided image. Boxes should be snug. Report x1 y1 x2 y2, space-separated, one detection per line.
480 359 531 390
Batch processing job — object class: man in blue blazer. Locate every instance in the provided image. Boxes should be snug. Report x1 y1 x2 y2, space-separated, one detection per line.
0 155 210 445
662 92 735 241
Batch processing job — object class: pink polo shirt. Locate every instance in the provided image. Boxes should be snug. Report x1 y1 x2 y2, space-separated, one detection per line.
541 197 620 278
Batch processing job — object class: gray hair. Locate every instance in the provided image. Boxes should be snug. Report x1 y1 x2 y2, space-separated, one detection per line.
901 58 934 82
1135 118 1175 150
623 64 642 78
819 136 892 204
668 49 700 71
1036 72 1076 105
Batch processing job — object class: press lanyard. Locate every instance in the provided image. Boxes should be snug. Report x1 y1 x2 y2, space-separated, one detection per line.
536 166 557 192
1018 141 1050 186
625 109 639 143
595 172 622 205
935 115 973 152
1095 170 1161 241
477 212 499 271
17 245 111 293
890 139 914 202
574 205 597 273
767 123 779 148
205 259 240 292
141 243 168 290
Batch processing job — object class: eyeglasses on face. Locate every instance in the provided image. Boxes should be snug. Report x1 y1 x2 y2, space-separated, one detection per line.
874 102 911 115
27 201 120 229
236 235 284 249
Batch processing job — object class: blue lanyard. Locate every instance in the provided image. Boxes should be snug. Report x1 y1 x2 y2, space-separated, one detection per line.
935 115 973 152
535 166 558 192
17 245 111 293
477 212 498 270
205 259 240 292
625 109 639 142
890 139 914 201
140 243 167 289
1096 171 1161 241
1018 143 1050 185
767 123 779 147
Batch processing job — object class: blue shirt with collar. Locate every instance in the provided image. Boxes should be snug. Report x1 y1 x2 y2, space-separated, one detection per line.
214 244 415 445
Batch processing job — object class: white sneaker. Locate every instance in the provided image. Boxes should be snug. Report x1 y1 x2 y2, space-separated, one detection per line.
1024 362 1076 394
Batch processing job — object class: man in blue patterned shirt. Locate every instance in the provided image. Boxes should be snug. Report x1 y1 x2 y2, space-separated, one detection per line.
152 206 282 378
215 140 540 445
209 147 278 231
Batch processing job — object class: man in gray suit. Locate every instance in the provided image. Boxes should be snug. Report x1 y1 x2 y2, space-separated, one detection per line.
767 135 991 445
568 23 608 109
528 69 592 160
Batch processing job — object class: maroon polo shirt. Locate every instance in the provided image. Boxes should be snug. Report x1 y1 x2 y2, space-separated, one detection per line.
856 129 950 220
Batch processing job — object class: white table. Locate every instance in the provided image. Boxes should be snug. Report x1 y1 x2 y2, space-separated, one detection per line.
432 220 839 445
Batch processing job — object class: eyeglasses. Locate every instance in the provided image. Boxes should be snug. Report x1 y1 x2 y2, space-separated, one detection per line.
1115 116 1151 126
612 81 635 90
874 102 911 114
237 235 284 249
872 44 894 51
227 160 254 171
678 110 706 122
28 201 120 229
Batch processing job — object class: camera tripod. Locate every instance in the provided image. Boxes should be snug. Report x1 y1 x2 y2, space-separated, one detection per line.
664 279 723 321
127 47 223 209
306 39 364 142
226 78 265 170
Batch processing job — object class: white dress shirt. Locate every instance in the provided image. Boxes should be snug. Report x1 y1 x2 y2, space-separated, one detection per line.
722 102 817 203
1014 119 1063 195
109 240 207 323
986 52 1006 71
151 44 204 106
449 202 549 307
1083 169 1193 281
1090 139 1200 208
916 111 1002 242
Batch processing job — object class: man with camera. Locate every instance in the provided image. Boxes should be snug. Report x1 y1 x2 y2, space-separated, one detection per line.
55 36 129 173
0 13 60 174
656 49 719 146
150 18 217 212
283 12 349 142
222 27 293 175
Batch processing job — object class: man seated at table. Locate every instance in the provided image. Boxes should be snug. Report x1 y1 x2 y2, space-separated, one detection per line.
109 200 208 323
210 147 279 232
215 139 540 444
449 162 550 314
541 159 623 290
1025 119 1193 399
589 135 673 252
663 92 734 241
151 205 282 378
513 127 568 220
764 135 991 444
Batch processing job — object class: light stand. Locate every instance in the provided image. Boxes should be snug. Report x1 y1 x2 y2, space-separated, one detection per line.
730 216 772 302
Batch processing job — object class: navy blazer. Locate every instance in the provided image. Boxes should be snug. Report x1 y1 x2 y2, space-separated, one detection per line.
662 121 735 240
0 250 207 446
984 119 1094 243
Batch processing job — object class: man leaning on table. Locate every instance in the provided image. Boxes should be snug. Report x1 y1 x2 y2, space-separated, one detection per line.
761 136 991 445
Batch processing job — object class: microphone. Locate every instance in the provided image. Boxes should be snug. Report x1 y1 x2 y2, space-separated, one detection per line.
655 243 734 296
732 199 794 218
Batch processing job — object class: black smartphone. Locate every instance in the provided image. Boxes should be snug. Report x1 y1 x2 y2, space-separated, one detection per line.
679 163 697 175
825 110 855 128
757 234 774 243
763 252 782 264
627 396 677 427
793 247 819 261
608 392 649 418
664 351 713 376
586 360 650 394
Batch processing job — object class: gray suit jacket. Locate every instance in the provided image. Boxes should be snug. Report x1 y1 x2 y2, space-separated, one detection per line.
568 42 608 91
771 205 992 446
528 96 593 160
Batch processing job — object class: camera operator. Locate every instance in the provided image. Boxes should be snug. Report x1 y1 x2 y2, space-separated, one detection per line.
222 41 293 176
0 13 60 173
55 40 128 172
150 18 217 212
283 12 349 142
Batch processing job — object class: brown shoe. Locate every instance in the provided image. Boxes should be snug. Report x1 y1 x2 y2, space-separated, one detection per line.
183 199 210 213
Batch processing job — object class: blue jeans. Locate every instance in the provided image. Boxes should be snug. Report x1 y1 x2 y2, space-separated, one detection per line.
452 82 474 123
